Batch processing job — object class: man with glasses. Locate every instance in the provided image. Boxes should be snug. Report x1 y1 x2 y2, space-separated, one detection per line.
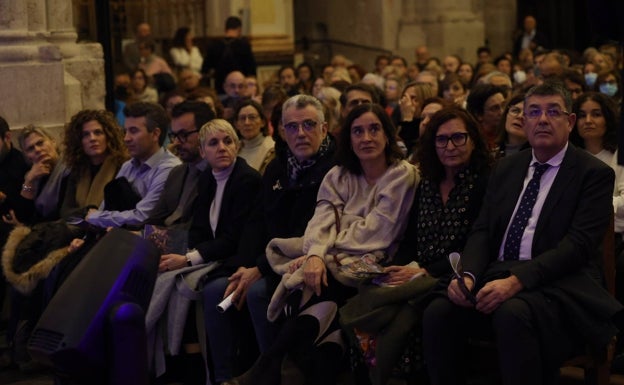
226 94 336 358
146 101 215 228
423 82 621 385
86 102 180 228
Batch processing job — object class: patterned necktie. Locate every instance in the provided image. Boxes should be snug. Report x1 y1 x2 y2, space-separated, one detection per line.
503 162 550 260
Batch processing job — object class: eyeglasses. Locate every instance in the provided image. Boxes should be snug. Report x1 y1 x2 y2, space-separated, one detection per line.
168 129 199 143
507 106 523 117
435 132 469 148
237 114 260 123
524 107 570 120
283 119 318 134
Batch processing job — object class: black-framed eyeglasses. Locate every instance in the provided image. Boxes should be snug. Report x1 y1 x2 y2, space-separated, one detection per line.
435 132 469 148
524 107 570 120
283 119 319 134
168 129 199 143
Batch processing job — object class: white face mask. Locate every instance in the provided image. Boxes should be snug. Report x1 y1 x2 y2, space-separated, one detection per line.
513 71 527 84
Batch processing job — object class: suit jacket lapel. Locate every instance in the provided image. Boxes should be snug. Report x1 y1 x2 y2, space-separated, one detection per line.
533 145 577 239
495 152 532 244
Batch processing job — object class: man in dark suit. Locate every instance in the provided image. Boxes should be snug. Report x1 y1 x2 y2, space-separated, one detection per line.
513 15 549 59
201 16 257 95
423 82 622 385
147 100 215 228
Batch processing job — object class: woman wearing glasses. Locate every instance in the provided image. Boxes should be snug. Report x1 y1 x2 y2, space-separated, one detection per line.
235 103 418 385
364 106 491 385
234 99 275 174
495 93 528 159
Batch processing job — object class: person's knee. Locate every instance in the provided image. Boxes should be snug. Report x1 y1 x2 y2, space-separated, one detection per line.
246 277 265 302
492 298 533 334
423 297 456 332
202 277 229 306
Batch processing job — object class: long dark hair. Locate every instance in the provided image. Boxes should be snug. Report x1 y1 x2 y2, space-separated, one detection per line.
572 91 619 153
171 27 191 48
337 103 404 175
417 106 491 183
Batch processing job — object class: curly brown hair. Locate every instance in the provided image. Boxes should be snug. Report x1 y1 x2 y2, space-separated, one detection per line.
63 109 128 171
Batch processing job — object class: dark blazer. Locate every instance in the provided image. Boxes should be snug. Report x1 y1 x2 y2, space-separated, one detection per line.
462 144 622 356
147 162 203 228
464 145 612 286
188 157 262 273
0 146 29 244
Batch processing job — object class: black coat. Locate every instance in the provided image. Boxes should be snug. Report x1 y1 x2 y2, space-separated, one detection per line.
0 146 29 245
188 157 262 276
237 142 337 281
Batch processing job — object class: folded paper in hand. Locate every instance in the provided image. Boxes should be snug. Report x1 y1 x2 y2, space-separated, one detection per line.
338 254 385 279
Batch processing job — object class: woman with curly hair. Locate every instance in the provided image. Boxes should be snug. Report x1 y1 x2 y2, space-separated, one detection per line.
60 109 128 217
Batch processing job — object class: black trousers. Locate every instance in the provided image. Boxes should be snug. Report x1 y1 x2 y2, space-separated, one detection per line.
422 295 566 385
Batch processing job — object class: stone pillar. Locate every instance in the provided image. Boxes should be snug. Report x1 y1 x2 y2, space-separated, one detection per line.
0 0 104 137
395 1 486 64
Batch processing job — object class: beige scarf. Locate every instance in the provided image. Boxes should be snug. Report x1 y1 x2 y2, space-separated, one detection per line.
74 156 120 208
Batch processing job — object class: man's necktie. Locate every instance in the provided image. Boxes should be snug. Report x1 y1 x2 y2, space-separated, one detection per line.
503 162 550 260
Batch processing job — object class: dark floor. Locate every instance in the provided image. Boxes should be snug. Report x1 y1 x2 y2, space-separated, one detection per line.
1 319 624 385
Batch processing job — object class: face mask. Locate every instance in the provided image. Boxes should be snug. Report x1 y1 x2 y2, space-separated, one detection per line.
599 82 618 97
513 71 527 84
585 72 598 87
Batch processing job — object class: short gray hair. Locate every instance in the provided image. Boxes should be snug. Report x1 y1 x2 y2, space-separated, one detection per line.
199 119 240 148
282 94 325 124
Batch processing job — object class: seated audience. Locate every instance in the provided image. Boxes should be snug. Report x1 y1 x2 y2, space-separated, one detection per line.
348 106 491 385
85 102 180 229
12 126 69 225
169 27 203 74
130 68 158 103
137 39 173 78
0 116 29 244
495 93 528 158
234 100 275 174
466 83 507 153
571 92 624 300
395 81 436 152
296 62 315 95
60 110 129 218
234 103 418 385
231 95 337 358
153 119 262 384
422 82 622 385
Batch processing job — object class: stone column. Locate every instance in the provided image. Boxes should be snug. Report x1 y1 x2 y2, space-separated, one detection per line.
46 0 105 119
0 0 104 137
395 0 486 63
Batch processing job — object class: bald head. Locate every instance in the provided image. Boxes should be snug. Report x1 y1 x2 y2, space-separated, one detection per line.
223 71 246 98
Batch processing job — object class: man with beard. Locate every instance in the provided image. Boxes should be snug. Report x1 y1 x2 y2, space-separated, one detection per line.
147 101 216 228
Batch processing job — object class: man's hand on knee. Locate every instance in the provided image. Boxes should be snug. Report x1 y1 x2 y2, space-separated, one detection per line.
475 275 523 314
